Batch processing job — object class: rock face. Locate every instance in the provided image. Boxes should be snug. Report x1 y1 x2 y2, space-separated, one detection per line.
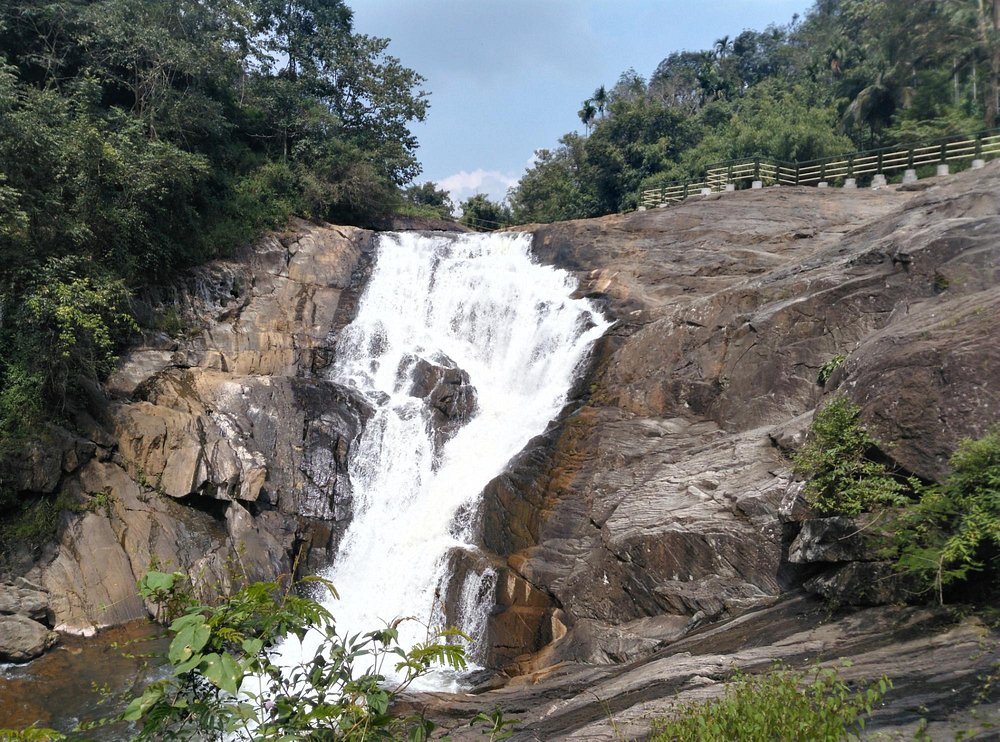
8 220 378 635
0 581 56 662
418 596 999 741
475 164 1000 678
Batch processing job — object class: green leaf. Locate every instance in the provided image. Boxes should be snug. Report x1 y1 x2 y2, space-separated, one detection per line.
139 571 175 594
168 620 211 664
200 651 243 694
121 686 164 721
241 637 264 657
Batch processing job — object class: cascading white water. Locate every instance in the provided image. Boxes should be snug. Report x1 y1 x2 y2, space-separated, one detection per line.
292 231 609 683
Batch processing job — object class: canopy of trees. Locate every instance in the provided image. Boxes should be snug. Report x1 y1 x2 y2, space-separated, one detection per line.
510 0 999 223
0 0 429 445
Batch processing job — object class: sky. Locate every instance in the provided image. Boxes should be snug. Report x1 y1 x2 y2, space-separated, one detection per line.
350 1 814 205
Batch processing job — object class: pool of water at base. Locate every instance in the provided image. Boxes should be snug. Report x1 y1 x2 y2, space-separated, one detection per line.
0 620 168 738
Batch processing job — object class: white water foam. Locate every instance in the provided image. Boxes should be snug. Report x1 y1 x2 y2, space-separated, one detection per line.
285 231 609 686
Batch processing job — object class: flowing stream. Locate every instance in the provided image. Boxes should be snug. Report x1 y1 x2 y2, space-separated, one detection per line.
289 231 609 684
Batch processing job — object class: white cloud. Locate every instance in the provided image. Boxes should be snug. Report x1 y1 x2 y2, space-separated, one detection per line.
438 169 519 205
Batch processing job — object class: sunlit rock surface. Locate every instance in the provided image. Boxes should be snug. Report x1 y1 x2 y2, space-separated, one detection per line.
19 220 377 634
455 165 1000 737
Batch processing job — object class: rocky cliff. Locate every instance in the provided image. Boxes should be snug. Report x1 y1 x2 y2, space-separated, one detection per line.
2 220 377 638
445 165 999 738
478 165 1000 666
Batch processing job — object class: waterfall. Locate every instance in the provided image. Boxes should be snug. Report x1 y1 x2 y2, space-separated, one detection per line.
306 231 608 682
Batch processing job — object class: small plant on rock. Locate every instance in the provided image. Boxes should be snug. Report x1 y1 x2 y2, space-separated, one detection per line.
816 354 846 386
793 397 909 516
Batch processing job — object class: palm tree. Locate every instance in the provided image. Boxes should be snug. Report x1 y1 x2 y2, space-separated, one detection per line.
592 85 608 118
714 35 732 60
842 66 911 147
578 99 597 134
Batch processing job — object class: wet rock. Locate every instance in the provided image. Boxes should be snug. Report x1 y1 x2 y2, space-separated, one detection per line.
404 352 478 448
803 562 919 606
0 614 57 662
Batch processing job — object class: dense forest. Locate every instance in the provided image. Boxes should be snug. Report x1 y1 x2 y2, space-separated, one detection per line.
0 0 430 455
506 0 1000 223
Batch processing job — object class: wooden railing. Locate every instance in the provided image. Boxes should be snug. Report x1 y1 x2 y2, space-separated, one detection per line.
640 128 1000 209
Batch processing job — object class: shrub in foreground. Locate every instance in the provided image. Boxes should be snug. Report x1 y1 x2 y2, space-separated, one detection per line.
119 571 468 741
649 663 890 742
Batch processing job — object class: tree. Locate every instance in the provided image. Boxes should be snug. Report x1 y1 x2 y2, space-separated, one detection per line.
592 84 608 118
458 194 512 230
509 136 598 223
578 98 596 133
403 181 453 218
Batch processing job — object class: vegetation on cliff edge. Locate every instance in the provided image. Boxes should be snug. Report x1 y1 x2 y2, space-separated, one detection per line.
507 0 998 222
0 0 429 519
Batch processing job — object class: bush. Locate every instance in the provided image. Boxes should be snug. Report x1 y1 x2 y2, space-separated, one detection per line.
116 572 469 741
892 426 1000 602
649 663 890 741
793 397 909 516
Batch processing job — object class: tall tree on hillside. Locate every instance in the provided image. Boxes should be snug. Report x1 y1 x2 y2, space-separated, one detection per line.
714 35 732 59
578 99 597 133
974 0 1000 127
593 84 608 118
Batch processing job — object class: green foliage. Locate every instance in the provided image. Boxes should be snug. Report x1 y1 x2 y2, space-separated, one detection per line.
22 257 139 396
817 354 847 386
509 135 600 224
0 0 429 459
122 571 470 740
891 426 1000 601
470 708 520 740
793 397 909 516
459 194 513 231
648 663 891 742
403 181 454 219
0 727 66 741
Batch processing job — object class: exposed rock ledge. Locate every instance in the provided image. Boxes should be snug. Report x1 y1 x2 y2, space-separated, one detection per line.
4 219 378 635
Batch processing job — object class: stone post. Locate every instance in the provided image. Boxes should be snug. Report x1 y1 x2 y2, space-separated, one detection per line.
902 169 918 184
843 178 857 189
936 163 950 177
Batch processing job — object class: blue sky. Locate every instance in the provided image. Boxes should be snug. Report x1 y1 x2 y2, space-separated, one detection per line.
350 1 814 204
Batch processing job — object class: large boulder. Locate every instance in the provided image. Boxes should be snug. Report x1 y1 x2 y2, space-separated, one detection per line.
0 614 57 662
403 352 478 450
